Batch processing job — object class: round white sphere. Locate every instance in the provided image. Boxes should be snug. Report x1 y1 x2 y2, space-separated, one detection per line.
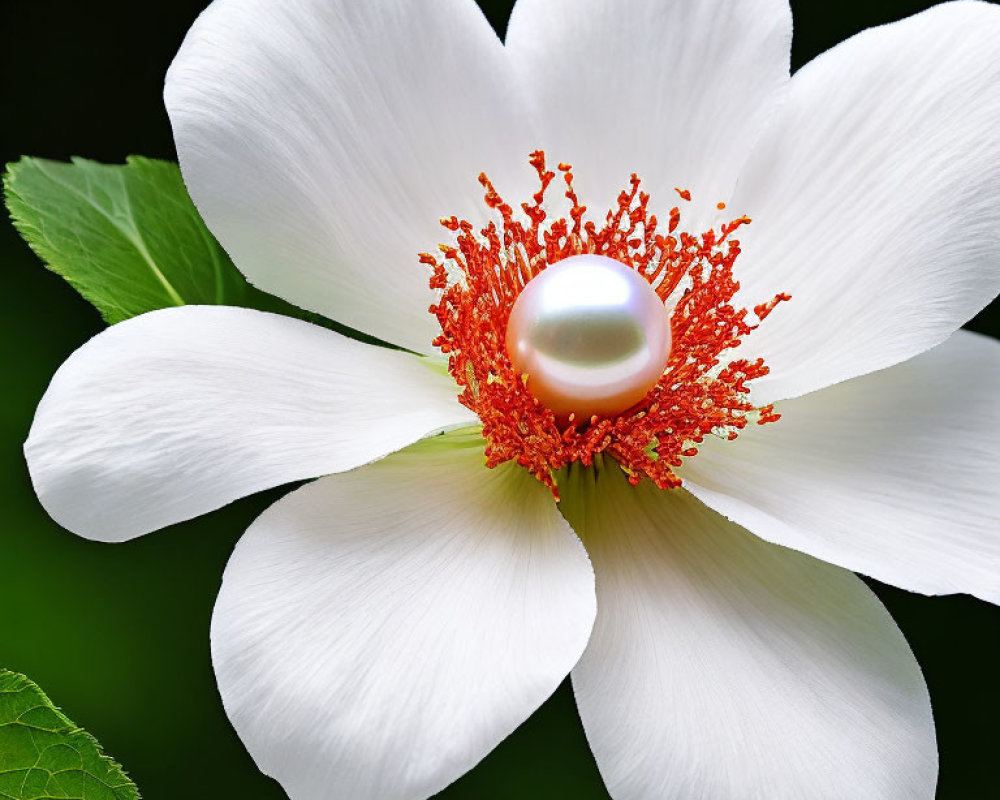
505 254 671 421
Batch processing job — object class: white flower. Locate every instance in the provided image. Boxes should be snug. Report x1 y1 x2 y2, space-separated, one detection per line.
24 0 1000 798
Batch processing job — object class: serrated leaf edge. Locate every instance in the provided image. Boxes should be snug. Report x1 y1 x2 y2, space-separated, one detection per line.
0 669 141 800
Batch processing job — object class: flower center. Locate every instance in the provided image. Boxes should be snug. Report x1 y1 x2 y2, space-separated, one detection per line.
505 254 671 421
422 151 789 499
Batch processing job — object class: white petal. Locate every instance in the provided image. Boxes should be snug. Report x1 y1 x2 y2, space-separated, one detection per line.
165 0 536 354
683 330 1000 604
505 0 791 227
561 463 936 800
730 2 1000 403
212 434 596 800
26 306 474 542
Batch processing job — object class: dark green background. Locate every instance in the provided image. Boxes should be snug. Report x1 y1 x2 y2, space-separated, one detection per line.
2 1 998 797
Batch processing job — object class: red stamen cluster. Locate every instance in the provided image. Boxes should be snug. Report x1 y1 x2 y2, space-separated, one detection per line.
422 151 789 498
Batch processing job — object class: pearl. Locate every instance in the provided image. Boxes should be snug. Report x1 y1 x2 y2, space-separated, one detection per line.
505 254 671 421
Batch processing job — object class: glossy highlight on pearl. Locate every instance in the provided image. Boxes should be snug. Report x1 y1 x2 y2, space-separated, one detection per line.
505 254 671 421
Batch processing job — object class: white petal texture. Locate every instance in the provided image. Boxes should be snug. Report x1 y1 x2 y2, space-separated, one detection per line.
165 0 536 354
730 1 1000 403
25 306 474 542
560 462 936 800
505 0 792 226
212 434 596 800
682 331 1000 604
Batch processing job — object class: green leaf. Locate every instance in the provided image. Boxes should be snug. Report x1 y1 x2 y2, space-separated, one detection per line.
3 155 303 324
0 669 140 800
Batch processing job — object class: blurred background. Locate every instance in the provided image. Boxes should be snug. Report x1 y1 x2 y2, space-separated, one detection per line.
1 0 997 797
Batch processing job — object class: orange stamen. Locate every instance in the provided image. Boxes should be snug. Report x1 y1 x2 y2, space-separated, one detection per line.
423 151 789 498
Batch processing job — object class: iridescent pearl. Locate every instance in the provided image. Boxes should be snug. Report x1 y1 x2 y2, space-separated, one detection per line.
505 254 671 421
